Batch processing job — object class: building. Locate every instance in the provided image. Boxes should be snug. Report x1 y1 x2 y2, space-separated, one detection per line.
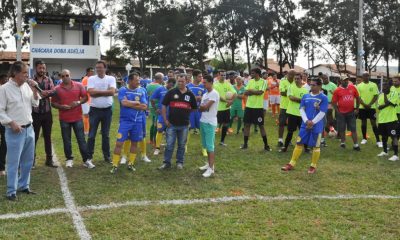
307 64 387 79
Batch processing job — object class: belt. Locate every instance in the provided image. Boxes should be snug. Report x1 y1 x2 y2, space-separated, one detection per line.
21 123 31 128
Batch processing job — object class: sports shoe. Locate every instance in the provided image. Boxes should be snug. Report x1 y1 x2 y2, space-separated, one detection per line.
361 139 367 144
320 140 327 147
281 163 294 171
127 164 136 171
66 160 73 168
279 147 287 153
353 145 361 151
142 156 151 163
83 160 95 169
277 141 284 147
376 142 383 148
240 144 248 149
202 167 214 178
340 143 346 148
388 155 399 161
307 166 316 174
264 145 272 152
110 166 118 174
120 156 127 165
154 148 160 155
219 142 227 147
199 163 209 171
377 151 388 157
158 163 171 170
202 149 208 157
177 163 183 170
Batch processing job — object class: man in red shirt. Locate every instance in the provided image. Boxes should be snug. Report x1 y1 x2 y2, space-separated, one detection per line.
51 69 94 169
332 76 361 150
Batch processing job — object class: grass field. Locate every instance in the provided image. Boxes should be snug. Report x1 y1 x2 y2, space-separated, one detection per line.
1 98 400 239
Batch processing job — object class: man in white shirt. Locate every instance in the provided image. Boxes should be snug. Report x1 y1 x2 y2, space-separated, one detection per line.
87 61 116 163
198 75 220 177
0 61 40 201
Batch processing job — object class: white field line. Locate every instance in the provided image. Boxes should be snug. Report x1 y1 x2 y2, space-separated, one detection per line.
1 194 400 221
53 151 92 240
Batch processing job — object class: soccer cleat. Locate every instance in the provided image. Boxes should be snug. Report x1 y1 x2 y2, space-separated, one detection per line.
388 155 399 161
66 160 73 168
142 156 151 163
127 164 136 171
202 167 214 178
153 148 161 155
199 163 209 171
279 147 287 153
202 149 208 157
240 144 248 149
177 163 184 170
376 142 383 148
360 139 367 144
377 151 388 157
281 163 294 171
277 141 284 147
120 156 127 164
110 166 118 174
219 142 228 147
353 145 361 151
340 143 346 149
158 163 171 170
307 166 316 174
83 160 95 169
264 145 272 152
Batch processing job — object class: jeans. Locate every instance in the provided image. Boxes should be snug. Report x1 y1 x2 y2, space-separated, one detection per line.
32 111 53 161
60 120 88 162
5 126 35 196
0 124 6 171
163 125 189 165
87 107 112 160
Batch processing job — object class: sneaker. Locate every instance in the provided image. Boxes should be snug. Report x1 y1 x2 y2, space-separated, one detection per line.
66 160 73 168
264 145 272 152
177 163 183 170
320 141 327 147
308 166 316 174
120 156 127 165
199 163 209 171
142 155 151 163
277 141 284 147
158 163 171 170
127 164 136 171
202 167 214 178
83 160 95 169
240 144 248 149
377 151 388 157
110 166 118 174
202 149 208 157
388 155 399 161
154 148 161 155
353 145 361 151
6 194 17 201
281 163 294 171
219 142 227 147
279 147 287 153
361 139 367 144
340 143 346 149
376 142 383 148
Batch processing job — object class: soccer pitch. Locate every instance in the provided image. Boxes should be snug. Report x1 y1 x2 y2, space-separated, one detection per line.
1 99 400 239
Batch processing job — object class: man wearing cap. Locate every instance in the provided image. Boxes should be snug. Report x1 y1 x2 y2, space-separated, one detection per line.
332 76 361 150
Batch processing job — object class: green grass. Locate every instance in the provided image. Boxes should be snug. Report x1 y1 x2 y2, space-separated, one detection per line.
1 97 400 239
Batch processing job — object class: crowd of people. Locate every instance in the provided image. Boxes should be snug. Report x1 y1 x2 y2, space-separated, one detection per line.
0 59 399 201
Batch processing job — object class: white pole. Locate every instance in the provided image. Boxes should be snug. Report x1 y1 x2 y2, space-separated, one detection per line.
356 0 364 76
380 75 383 93
16 0 22 61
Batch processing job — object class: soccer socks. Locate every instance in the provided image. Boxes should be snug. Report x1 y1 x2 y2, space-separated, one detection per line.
156 132 163 149
392 143 398 156
150 124 157 144
284 132 293 148
237 118 242 134
311 147 321 168
382 136 388 153
243 136 249 146
229 117 234 128
262 135 268 147
372 125 380 142
140 138 147 157
289 144 303 166
123 141 130 157
361 123 367 139
83 115 89 134
128 153 137 165
112 154 121 167
221 126 228 143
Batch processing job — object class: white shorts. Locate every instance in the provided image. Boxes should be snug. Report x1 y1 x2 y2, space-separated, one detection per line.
269 95 281 104
81 103 90 114
263 100 269 110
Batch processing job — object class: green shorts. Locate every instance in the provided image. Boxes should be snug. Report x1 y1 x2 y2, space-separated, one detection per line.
200 122 217 152
230 107 244 118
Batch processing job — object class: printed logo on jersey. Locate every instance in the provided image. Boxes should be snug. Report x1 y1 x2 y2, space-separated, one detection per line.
174 94 179 99
184 95 190 102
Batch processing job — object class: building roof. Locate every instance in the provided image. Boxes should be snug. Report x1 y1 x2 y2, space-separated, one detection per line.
25 13 104 24
309 64 388 78
0 51 30 64
259 59 305 74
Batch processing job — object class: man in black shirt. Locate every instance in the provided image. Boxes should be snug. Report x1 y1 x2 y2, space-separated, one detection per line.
159 73 198 170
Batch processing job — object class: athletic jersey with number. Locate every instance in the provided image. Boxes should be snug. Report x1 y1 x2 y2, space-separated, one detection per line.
214 80 236 111
232 85 245 109
187 83 206 106
287 84 309 116
390 86 400 114
377 91 398 124
322 81 337 103
245 78 268 109
279 78 294 109
118 86 147 122
357 81 379 109
300 92 329 133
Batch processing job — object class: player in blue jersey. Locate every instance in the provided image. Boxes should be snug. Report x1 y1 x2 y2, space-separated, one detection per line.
110 72 148 174
151 78 176 155
281 78 328 174
139 71 152 89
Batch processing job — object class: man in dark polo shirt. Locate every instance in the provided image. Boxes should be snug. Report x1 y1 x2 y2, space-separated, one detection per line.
159 73 198 170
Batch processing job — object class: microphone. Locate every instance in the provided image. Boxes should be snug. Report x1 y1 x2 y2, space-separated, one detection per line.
34 84 43 94
27 80 43 93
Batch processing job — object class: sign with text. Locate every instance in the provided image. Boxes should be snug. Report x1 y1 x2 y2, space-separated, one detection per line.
30 44 100 59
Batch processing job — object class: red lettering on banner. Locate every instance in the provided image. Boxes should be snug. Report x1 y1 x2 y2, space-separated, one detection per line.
170 101 191 109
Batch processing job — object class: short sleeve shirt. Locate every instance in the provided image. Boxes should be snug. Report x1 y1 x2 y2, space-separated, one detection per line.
118 86 147 122
322 81 337 103
245 78 268 109
214 80 236 111
279 78 294 109
286 84 309 116
332 85 359 114
232 85 245 109
357 81 379 109
390 86 400 114
146 83 161 109
52 81 86 122
200 89 220 126
88 75 116 108
162 88 198 126
377 91 398 124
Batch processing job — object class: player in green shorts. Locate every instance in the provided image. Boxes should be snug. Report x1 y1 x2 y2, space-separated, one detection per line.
229 76 245 134
146 73 163 146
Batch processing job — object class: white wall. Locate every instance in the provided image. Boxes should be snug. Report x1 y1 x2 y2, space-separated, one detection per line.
33 58 97 80
64 30 82 45
33 24 62 44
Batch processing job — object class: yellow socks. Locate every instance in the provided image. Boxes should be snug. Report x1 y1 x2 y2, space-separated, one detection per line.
140 138 147 157
112 154 121 167
311 147 320 168
156 132 163 148
289 144 303 166
123 141 130 157
128 153 137 165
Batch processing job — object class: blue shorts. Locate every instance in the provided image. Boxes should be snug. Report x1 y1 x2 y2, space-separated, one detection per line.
157 115 167 132
117 121 144 143
190 110 201 129
297 127 322 148
142 114 146 138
